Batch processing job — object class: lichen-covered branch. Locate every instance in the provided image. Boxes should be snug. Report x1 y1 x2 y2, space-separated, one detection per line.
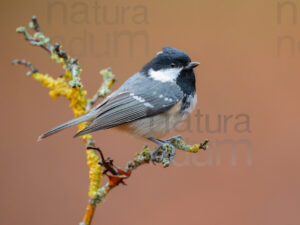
12 15 106 208
13 16 208 225
86 67 116 111
11 59 38 76
85 138 208 207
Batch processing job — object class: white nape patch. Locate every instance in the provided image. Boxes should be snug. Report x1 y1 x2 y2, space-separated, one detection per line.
156 51 163 55
148 67 182 83
144 102 154 108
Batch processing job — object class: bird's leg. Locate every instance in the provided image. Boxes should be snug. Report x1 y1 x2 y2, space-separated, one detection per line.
148 138 165 162
148 136 183 167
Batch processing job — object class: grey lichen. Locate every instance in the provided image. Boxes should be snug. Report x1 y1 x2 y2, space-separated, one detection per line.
171 137 209 152
86 67 116 111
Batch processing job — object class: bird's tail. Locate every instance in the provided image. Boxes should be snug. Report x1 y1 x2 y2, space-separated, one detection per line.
38 112 96 141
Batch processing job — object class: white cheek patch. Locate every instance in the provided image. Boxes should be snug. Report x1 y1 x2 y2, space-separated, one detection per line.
148 67 183 83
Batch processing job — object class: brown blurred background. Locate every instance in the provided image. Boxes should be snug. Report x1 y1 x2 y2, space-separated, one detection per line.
1 0 299 224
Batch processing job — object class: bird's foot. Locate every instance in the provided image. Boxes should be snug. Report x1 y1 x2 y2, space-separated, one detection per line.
148 136 183 167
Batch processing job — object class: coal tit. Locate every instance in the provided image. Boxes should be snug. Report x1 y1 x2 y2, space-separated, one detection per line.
38 47 199 151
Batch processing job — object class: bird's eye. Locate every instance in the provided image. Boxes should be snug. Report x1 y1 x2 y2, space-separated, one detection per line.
170 63 176 68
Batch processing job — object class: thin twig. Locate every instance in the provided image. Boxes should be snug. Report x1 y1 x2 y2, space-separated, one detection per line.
16 16 82 87
11 59 38 76
86 67 116 111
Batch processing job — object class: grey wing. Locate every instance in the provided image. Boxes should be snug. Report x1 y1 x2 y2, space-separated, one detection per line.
75 80 183 137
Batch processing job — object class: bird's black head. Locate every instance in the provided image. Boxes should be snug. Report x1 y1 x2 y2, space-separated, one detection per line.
141 47 199 95
141 46 198 72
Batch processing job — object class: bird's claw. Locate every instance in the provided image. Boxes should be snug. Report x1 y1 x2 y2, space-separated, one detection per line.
150 136 181 167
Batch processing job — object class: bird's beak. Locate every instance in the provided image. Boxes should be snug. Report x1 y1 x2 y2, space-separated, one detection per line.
185 62 200 70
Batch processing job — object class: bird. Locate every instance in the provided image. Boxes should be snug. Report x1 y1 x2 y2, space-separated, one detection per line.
38 47 199 160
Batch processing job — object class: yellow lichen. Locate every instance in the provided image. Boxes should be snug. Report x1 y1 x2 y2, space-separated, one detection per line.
31 70 102 197
87 150 102 197
187 144 200 153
